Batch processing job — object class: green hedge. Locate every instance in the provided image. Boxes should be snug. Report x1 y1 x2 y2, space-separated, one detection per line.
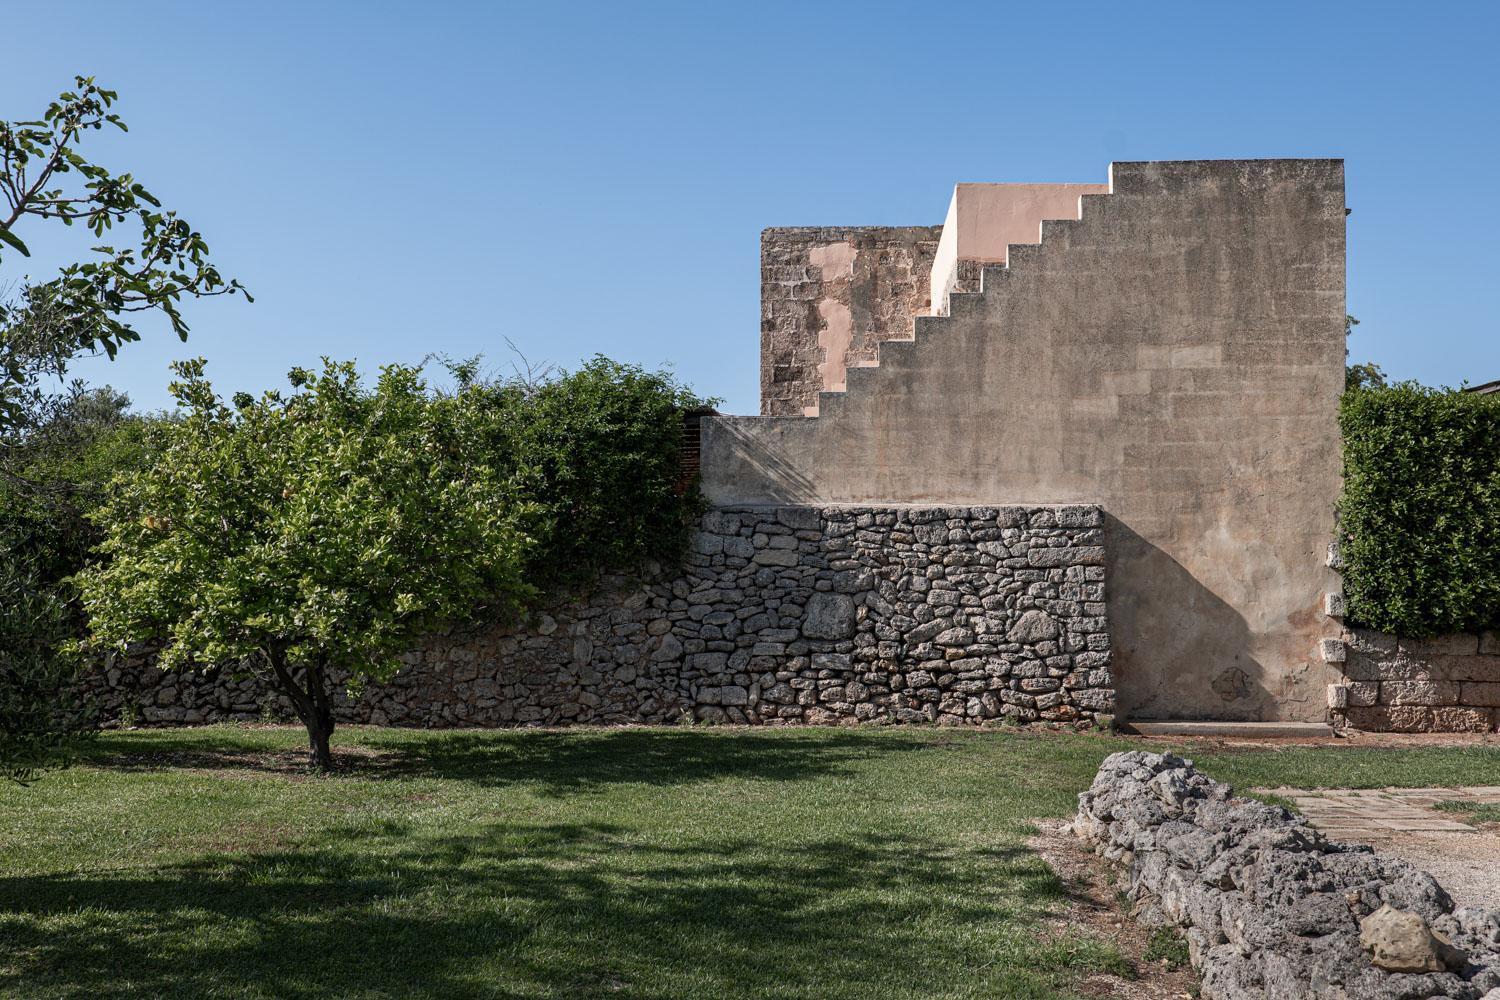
1338 383 1500 636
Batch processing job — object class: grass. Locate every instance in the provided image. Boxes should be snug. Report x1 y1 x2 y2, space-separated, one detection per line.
1435 800 1500 825
1142 928 1190 971
2 726 1499 999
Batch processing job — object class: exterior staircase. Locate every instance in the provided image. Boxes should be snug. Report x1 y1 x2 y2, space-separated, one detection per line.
807 192 1109 419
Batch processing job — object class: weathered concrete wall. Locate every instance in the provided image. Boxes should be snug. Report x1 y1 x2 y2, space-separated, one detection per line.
84 505 1114 730
707 160 1347 722
1328 627 1500 732
760 226 942 416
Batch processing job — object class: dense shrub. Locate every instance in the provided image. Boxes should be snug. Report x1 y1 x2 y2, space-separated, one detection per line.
0 546 93 782
1337 383 1500 636
490 356 712 588
0 386 156 588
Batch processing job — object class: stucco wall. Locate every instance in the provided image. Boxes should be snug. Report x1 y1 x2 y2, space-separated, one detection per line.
760 226 942 416
706 159 1347 723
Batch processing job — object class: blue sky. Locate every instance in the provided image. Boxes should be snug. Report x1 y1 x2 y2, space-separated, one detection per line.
3 0 1496 414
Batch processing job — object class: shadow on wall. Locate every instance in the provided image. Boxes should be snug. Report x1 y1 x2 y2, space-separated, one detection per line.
700 417 818 504
1105 514 1270 722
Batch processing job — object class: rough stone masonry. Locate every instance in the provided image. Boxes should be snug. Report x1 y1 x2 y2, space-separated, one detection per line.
1075 751 1500 999
84 505 1115 730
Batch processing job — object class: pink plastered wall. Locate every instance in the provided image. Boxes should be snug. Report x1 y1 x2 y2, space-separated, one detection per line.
929 182 1108 313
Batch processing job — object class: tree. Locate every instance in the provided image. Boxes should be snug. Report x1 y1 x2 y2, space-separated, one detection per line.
79 359 534 770
1 384 153 586
1344 314 1387 391
0 387 149 782
1 76 247 434
1 77 242 781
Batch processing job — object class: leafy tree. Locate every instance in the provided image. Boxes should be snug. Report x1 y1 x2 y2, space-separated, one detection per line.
0 76 243 780
1 76 247 434
1 385 154 586
0 386 150 782
1343 314 1387 391
79 360 534 770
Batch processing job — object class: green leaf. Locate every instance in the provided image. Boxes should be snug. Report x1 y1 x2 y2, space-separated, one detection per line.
0 225 31 257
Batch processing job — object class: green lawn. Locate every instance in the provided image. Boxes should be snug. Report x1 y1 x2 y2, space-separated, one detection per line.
3 726 1499 1000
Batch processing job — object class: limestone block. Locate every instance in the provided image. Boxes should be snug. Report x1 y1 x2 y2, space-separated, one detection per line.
1380 680 1459 706
1460 682 1500 707
802 593 856 640
1359 905 1460 973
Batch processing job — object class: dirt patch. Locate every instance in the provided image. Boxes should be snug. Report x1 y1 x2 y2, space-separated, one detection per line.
1029 819 1198 999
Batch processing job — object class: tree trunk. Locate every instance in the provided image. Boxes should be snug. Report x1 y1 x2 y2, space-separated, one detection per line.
264 645 337 772
305 713 335 772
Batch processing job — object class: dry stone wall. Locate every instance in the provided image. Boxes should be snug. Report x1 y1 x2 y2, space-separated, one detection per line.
83 504 1114 730
1075 751 1500 999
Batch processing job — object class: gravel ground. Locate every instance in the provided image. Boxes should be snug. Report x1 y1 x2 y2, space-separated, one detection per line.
1364 828 1500 911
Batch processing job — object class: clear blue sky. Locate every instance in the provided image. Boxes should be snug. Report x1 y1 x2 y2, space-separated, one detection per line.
3 0 1496 414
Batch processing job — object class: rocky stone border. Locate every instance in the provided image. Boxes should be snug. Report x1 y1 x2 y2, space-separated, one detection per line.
1073 751 1500 999
82 504 1114 730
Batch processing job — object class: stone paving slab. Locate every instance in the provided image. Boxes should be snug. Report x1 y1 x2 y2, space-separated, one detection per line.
1256 786 1498 839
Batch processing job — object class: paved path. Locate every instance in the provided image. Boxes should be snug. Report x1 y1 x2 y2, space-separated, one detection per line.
1254 786 1500 909
1256 786 1500 841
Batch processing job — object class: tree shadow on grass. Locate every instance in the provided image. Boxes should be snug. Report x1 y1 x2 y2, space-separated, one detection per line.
80 728 941 797
0 820 1095 1000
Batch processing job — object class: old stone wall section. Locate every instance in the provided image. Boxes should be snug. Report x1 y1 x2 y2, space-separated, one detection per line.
1326 627 1500 733
760 227 944 416
84 505 1114 730
1074 751 1500 998
709 160 1348 723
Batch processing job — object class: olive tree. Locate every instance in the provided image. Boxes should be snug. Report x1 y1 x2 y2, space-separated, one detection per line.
79 359 534 770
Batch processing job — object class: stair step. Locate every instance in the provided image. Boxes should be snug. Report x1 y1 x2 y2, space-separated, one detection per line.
796 185 1110 421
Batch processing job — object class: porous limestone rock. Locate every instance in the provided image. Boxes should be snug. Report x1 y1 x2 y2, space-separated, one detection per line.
1074 751 1500 999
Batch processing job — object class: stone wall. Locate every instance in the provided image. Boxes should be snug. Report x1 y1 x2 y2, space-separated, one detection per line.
1074 751 1500 999
83 504 1114 730
1328 627 1500 733
709 160 1348 723
760 226 942 416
